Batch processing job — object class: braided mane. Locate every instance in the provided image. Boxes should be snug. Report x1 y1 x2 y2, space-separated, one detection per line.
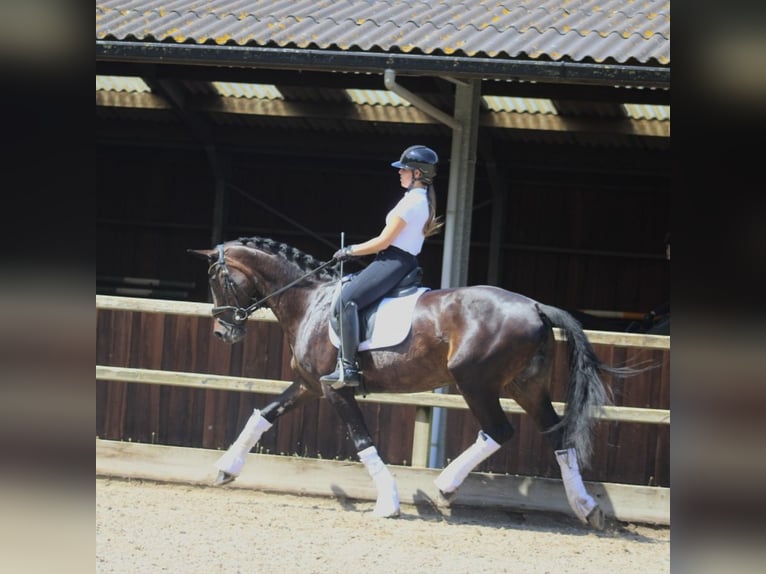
237 236 335 281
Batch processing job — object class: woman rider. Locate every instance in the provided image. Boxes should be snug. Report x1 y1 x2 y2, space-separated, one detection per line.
320 145 443 388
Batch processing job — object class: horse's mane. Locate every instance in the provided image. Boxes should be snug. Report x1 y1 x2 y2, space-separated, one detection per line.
237 236 335 281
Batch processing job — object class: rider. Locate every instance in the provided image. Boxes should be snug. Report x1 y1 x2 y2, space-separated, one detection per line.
320 145 443 389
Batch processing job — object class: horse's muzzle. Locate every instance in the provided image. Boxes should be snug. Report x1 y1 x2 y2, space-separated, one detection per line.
214 321 246 344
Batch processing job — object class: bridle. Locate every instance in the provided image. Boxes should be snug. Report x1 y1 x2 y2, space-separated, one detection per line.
209 244 335 327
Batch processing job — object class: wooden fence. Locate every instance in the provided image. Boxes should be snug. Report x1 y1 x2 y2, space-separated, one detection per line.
96 295 670 487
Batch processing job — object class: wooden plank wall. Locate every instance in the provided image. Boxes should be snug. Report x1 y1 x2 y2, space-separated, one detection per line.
96 308 670 487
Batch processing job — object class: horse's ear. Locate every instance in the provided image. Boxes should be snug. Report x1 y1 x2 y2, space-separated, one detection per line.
187 248 216 263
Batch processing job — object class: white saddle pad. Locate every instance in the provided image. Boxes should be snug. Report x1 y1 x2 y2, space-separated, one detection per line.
329 287 429 351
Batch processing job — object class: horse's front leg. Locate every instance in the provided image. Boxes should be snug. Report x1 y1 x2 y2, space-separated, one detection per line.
324 386 400 518
213 380 318 486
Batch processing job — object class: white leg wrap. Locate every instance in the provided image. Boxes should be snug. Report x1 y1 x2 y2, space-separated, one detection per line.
358 446 400 518
214 409 273 476
434 431 501 495
556 447 597 524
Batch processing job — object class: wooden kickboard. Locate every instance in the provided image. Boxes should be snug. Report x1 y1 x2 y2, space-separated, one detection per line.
96 439 669 525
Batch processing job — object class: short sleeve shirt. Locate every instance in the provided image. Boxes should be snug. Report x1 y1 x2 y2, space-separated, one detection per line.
386 188 429 255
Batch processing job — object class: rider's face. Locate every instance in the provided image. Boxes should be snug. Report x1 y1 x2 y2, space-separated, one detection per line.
398 168 414 188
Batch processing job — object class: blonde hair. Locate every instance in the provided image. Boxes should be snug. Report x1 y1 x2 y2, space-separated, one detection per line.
423 184 444 237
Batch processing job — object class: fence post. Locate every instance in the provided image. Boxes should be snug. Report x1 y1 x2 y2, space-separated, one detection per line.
411 406 432 467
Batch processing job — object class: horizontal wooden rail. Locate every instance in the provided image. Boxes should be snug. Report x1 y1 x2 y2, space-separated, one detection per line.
96 294 277 322
96 365 670 425
96 295 670 349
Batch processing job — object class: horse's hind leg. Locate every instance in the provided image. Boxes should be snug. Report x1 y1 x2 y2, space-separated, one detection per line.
515 366 604 529
434 390 509 497
555 446 604 529
213 380 317 486
324 386 400 518
434 429 501 498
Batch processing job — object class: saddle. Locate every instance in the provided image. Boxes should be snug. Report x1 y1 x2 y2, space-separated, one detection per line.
328 267 429 351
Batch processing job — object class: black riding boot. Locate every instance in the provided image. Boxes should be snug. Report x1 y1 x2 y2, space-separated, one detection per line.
320 301 361 389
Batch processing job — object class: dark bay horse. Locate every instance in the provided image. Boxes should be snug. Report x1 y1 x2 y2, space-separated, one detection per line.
190 236 636 529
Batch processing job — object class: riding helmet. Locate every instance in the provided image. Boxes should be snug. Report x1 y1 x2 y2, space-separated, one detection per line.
391 145 438 180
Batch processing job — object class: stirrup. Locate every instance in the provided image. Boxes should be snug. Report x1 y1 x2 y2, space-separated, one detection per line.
320 363 361 389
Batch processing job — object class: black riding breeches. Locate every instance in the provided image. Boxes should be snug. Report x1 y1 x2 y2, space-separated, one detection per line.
337 245 418 314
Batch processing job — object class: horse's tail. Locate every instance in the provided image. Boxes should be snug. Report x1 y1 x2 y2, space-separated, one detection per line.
535 303 620 467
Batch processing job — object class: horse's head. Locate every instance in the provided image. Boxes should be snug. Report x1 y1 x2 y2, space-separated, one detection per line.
191 236 338 347
188 245 253 344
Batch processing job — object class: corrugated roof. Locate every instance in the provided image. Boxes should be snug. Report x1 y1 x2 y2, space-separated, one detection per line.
96 0 670 66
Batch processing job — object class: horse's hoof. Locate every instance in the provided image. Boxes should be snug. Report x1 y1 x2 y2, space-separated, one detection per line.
586 505 605 530
435 487 457 507
372 508 401 519
213 471 236 487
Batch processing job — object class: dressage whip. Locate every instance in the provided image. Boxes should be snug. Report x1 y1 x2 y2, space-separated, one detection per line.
337 232 345 371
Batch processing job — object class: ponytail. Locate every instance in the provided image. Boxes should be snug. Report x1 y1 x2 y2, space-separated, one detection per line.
422 184 444 237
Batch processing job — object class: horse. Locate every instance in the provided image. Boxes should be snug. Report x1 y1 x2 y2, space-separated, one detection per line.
189 236 637 529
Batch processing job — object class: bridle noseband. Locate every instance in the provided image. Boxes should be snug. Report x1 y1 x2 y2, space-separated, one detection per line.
210 243 335 327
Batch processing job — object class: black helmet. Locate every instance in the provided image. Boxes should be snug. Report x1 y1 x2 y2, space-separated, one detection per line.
391 145 438 180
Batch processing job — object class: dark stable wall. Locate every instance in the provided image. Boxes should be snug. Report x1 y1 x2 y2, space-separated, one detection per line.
96 137 670 329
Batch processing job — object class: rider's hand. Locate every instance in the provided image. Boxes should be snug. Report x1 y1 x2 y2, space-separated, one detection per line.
333 246 355 262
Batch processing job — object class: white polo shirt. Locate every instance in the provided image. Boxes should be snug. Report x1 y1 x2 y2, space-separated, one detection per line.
386 188 429 255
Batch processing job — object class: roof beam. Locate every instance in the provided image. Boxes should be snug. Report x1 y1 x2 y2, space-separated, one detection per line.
97 41 670 90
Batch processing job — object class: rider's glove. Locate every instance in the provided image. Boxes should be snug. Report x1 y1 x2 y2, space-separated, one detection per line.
332 246 355 262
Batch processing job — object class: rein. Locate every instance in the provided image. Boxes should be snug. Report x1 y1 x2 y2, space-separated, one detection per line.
211 243 336 325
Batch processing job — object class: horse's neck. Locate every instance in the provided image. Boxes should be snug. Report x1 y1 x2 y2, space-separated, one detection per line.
245 256 297 303
264 278 318 322
242 251 328 333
